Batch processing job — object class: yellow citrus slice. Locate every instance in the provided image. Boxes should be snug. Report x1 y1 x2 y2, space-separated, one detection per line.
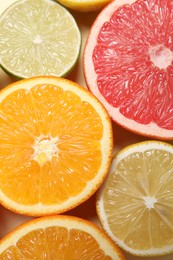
0 0 18 15
96 141 173 256
0 0 81 78
0 215 125 259
56 0 112 12
0 76 113 216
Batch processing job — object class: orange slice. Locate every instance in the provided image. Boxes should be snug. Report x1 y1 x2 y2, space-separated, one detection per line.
0 76 113 216
96 140 173 256
0 215 125 259
83 0 173 139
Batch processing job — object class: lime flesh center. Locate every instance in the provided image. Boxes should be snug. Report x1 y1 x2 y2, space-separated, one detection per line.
149 44 173 69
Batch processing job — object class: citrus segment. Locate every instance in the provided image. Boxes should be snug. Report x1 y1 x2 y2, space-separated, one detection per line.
0 215 125 259
0 0 81 78
0 76 113 216
83 0 173 139
0 0 18 15
56 0 112 12
96 141 173 256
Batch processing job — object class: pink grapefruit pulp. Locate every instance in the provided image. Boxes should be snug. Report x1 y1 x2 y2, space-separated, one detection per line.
83 0 173 140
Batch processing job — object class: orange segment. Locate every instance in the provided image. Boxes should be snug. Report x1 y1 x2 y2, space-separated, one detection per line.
0 76 113 216
0 88 39 137
29 84 65 136
1 246 23 259
0 161 40 205
0 215 124 259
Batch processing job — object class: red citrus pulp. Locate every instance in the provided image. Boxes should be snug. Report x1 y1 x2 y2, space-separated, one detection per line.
83 0 173 140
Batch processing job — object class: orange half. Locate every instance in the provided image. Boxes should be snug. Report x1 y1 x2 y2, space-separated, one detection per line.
0 215 124 259
0 76 113 216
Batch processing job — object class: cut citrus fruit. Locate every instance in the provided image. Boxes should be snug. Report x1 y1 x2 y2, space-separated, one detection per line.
96 140 173 256
0 215 125 259
83 0 173 140
56 0 112 12
0 0 81 78
0 0 18 15
0 76 113 216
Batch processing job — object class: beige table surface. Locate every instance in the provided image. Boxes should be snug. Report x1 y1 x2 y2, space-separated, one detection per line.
0 3 173 260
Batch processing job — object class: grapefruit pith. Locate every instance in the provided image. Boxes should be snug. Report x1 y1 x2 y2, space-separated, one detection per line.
83 0 173 140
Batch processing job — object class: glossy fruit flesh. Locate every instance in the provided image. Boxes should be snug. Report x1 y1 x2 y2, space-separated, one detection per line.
97 141 173 256
0 0 81 78
84 0 173 139
0 77 112 216
0 216 124 259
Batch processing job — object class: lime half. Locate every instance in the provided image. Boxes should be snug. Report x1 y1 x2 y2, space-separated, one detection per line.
0 0 81 78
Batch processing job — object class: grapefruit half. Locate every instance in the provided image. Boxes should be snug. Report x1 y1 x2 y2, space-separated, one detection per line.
83 0 173 140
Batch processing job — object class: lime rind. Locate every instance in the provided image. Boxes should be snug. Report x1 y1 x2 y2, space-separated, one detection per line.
0 0 81 79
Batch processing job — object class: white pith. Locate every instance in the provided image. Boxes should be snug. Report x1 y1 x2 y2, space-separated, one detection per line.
143 196 157 209
149 44 173 69
32 135 59 166
33 35 43 45
0 0 18 15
